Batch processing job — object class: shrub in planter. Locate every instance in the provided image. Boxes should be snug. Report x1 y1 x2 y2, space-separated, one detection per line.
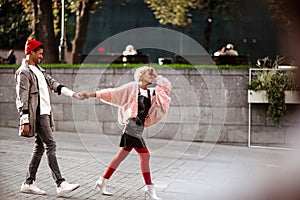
247 57 299 125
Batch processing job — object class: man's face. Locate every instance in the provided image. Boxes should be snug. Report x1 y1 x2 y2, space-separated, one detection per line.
31 49 44 64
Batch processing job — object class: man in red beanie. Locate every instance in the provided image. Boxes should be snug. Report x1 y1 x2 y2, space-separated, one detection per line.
15 39 86 196
24 39 43 55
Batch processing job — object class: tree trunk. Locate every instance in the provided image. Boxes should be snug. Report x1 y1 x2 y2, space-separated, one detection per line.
32 0 59 63
71 0 95 64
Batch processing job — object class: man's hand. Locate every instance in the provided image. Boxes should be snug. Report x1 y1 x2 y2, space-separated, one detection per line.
21 124 30 136
73 92 90 100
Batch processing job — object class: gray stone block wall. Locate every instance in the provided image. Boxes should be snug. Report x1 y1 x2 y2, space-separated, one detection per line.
1 67 298 145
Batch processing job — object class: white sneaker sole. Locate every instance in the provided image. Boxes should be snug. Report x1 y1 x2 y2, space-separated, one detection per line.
21 190 46 195
57 184 80 197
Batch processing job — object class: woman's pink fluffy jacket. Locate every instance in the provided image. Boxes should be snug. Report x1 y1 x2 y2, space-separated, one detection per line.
96 75 171 127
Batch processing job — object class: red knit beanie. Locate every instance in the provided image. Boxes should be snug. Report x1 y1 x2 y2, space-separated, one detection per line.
25 40 43 55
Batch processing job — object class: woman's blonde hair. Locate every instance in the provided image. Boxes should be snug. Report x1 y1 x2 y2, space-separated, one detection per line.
134 66 151 82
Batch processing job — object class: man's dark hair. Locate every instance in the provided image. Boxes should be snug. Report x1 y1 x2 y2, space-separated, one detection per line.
33 44 44 52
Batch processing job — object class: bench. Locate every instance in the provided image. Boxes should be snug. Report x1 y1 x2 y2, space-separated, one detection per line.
81 54 150 64
175 55 250 65
175 55 214 65
212 55 250 65
122 55 150 64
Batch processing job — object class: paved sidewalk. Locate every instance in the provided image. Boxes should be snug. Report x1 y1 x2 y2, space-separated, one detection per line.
0 127 295 200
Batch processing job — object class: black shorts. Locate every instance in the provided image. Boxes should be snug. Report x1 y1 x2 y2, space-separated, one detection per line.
119 118 146 148
119 133 146 148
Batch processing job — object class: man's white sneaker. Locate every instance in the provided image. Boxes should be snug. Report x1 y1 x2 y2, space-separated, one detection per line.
20 181 46 195
56 181 80 197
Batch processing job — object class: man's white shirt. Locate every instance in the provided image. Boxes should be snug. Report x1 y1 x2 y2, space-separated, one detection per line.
29 65 51 115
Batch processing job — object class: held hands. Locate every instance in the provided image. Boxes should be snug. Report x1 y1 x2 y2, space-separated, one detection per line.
72 92 93 100
72 92 86 100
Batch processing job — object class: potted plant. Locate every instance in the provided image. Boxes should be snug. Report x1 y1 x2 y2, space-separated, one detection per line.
247 56 299 125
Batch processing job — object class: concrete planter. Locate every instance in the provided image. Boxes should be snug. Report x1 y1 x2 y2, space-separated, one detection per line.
248 90 300 104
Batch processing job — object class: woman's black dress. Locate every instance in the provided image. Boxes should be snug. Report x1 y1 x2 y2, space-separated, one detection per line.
119 89 151 148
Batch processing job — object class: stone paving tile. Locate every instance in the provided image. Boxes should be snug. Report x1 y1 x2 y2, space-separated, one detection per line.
0 127 297 200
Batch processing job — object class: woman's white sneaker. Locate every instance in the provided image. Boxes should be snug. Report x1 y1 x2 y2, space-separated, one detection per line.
20 181 46 195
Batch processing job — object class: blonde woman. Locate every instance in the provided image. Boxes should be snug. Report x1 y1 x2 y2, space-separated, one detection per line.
86 66 171 199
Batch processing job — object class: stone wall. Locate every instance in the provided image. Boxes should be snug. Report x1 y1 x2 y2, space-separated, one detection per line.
1 67 298 145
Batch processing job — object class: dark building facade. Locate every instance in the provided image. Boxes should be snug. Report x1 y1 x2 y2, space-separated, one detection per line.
80 0 280 65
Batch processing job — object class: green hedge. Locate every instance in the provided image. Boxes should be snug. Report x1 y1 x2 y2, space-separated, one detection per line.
0 63 252 69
